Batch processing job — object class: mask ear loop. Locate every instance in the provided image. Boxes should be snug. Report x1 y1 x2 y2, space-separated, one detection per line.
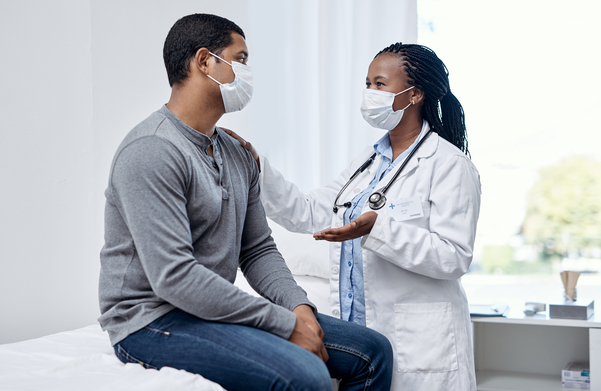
206 74 222 85
209 52 233 66
393 86 415 112
206 52 234 85
393 86 415 96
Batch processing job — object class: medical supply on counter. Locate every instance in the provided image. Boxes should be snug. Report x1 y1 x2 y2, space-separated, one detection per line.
550 299 594 320
469 303 508 317
562 361 590 389
523 302 546 316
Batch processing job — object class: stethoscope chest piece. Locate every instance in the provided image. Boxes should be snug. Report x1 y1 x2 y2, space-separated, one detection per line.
368 191 386 210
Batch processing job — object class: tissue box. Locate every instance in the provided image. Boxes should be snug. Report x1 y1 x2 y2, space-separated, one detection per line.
562 362 590 389
549 299 594 320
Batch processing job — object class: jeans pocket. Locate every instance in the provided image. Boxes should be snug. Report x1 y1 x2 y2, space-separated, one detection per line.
394 302 458 373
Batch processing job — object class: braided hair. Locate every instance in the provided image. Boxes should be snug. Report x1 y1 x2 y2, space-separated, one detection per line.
376 43 469 156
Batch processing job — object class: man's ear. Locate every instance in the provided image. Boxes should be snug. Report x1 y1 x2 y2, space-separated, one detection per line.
409 87 424 105
194 48 212 76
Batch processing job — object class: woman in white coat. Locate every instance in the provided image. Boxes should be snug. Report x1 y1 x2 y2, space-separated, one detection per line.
231 43 481 390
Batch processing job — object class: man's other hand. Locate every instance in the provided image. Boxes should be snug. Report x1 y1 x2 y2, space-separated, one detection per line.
288 305 329 362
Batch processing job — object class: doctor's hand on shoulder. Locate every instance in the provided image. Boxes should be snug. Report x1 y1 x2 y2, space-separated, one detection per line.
221 128 261 171
314 211 378 242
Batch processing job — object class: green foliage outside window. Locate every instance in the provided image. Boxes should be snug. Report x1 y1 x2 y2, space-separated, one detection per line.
522 156 601 260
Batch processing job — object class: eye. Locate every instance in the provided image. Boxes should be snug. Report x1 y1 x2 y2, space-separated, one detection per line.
365 82 371 88
376 81 385 87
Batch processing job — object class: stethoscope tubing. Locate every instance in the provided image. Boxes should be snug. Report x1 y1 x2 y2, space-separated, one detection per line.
333 130 433 213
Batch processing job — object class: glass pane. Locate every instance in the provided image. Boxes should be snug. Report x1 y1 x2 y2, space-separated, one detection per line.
417 0 601 308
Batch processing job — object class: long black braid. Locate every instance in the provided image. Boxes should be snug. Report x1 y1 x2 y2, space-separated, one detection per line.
376 43 469 156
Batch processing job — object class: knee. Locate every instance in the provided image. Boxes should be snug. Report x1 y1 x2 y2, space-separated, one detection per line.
282 354 332 391
365 328 394 369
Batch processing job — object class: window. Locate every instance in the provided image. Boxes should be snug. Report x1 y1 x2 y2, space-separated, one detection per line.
417 0 601 307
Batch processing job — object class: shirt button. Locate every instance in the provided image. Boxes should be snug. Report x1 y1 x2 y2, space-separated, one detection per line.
347 261 352 267
348 293 352 298
331 266 339 274
332 309 340 317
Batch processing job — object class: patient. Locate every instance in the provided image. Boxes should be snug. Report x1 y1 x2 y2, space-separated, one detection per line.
97 13 393 391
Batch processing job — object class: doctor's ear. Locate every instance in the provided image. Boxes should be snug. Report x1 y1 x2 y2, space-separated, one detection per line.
410 88 424 106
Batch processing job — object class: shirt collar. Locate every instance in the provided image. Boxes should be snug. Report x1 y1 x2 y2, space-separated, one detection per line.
159 105 220 149
373 133 393 161
372 119 430 162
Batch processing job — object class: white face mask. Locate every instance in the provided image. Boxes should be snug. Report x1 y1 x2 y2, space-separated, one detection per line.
360 86 415 130
207 52 253 113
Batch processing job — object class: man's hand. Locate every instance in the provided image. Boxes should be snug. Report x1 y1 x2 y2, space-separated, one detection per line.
220 127 260 171
313 211 378 242
288 305 329 362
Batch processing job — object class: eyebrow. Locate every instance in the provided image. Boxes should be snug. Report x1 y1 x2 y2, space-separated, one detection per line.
366 75 387 82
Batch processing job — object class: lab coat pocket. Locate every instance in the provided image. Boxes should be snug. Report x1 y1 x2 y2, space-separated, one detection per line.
394 302 458 373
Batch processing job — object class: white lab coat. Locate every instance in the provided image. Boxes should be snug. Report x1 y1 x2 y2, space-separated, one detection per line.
258 124 481 391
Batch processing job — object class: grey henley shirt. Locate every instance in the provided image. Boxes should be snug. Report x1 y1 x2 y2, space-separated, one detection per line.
98 105 313 345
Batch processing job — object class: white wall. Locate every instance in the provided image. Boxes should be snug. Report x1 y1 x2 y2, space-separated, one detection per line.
0 0 250 345
0 0 415 344
0 0 96 345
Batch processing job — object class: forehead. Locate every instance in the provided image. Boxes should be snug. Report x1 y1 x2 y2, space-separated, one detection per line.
367 53 405 79
223 32 248 55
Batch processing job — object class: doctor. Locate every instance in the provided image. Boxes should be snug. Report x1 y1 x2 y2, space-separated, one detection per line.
229 42 481 390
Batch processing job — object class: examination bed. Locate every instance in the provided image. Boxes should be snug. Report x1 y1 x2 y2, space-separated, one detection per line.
0 223 331 391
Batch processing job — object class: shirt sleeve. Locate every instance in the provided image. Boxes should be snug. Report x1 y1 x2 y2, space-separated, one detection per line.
258 152 368 234
110 136 299 339
238 160 316 315
362 154 482 280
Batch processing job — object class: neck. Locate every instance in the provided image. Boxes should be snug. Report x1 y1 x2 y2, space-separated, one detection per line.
166 84 223 137
388 115 423 160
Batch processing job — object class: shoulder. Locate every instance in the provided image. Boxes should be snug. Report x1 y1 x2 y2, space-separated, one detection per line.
216 127 258 170
420 134 481 187
110 114 188 182
434 135 477 167
115 110 183 156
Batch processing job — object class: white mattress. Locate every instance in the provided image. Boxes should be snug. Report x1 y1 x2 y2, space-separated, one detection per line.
0 273 330 391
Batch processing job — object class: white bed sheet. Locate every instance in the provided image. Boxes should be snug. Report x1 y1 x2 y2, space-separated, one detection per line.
0 273 330 391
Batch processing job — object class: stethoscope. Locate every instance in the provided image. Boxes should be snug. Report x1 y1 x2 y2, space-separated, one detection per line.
332 130 433 213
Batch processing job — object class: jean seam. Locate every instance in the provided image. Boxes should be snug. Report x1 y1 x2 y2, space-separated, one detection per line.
116 344 158 370
144 326 171 336
324 342 374 390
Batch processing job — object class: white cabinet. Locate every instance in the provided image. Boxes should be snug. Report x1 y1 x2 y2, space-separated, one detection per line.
472 309 601 390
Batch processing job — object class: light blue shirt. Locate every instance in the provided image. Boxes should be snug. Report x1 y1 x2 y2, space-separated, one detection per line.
339 128 424 325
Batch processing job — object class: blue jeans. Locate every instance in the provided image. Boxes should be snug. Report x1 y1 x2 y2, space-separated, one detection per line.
114 309 392 391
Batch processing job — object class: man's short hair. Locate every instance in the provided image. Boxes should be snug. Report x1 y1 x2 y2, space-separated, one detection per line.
163 14 245 87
